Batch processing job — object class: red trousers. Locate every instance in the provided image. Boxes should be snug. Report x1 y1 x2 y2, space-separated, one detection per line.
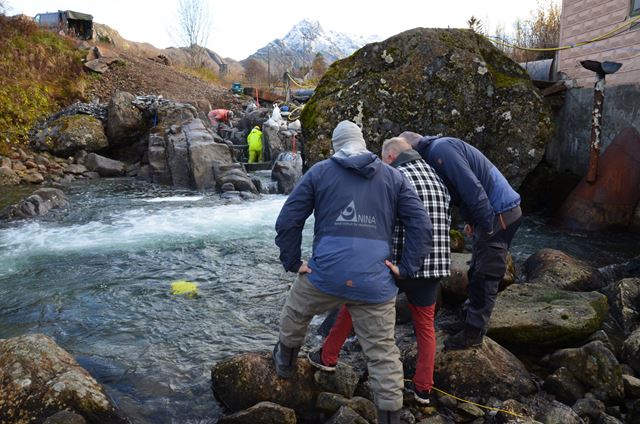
322 302 436 392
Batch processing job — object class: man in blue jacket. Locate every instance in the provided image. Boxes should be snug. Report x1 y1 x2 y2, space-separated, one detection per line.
274 121 431 423
399 132 522 351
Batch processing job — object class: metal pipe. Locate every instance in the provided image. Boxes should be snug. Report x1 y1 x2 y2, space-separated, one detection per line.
586 76 604 183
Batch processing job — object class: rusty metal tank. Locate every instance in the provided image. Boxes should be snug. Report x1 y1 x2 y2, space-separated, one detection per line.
554 127 640 232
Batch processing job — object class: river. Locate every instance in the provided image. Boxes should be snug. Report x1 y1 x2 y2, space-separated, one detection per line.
0 178 638 423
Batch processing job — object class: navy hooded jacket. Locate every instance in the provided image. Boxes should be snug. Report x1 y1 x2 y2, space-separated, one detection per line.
275 152 432 304
415 136 520 233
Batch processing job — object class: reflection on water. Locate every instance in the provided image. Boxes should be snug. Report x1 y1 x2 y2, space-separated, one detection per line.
0 179 638 423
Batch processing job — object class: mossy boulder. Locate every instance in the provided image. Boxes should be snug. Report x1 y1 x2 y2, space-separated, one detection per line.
488 284 608 348
301 28 552 188
35 114 108 158
523 248 606 292
0 334 126 424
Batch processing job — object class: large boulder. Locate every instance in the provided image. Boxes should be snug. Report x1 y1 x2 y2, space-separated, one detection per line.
0 334 126 423
487 283 608 348
1 188 68 220
548 341 625 403
523 248 606 291
211 351 323 422
218 401 296 424
300 28 552 188
602 278 640 336
106 91 148 146
85 153 126 177
213 162 258 193
271 152 303 195
34 115 108 158
433 333 536 403
623 328 640 374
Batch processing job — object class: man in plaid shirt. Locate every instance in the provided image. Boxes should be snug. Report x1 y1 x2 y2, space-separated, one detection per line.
308 137 451 405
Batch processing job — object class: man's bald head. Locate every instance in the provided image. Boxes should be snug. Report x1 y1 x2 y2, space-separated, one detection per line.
381 137 413 164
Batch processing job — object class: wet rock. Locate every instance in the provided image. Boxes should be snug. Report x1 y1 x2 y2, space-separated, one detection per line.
622 374 640 398
623 328 640 373
213 162 258 193
1 156 12 169
543 367 586 406
416 415 452 424
494 399 538 424
599 255 640 283
1 188 68 220
313 363 361 399
34 114 108 158
572 397 606 422
456 403 484 420
237 108 270 131
271 152 303 195
0 334 126 423
548 341 624 402
43 410 87 424
64 164 89 175
599 413 623 424
211 351 324 422
22 171 45 184
440 252 515 304
325 406 368 424
301 28 552 188
107 91 148 146
316 393 376 422
434 332 536 403
523 248 606 291
541 401 582 424
487 284 608 348
449 230 465 253
85 153 126 177
602 278 640 336
218 401 296 424
0 166 20 186
221 182 235 192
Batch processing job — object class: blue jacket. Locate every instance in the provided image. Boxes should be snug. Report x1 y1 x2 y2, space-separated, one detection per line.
275 152 432 303
415 137 520 233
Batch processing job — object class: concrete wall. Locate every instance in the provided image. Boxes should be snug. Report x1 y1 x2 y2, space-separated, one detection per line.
546 84 640 175
558 0 640 86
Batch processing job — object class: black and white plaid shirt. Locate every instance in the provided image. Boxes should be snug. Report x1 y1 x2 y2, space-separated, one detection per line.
394 156 451 278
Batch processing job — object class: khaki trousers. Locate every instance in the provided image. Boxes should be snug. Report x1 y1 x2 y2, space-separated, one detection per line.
279 274 403 411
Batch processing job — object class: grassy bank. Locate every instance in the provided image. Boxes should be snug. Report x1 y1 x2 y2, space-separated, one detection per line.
0 16 88 155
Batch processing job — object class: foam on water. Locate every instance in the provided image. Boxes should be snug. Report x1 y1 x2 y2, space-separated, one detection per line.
143 196 204 203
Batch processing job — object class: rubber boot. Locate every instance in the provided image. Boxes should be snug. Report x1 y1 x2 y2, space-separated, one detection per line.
377 409 401 424
272 342 300 378
444 323 484 351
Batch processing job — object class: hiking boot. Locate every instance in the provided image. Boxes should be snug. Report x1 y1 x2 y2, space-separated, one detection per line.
444 324 485 351
404 380 435 405
377 409 401 424
272 342 300 379
307 349 336 372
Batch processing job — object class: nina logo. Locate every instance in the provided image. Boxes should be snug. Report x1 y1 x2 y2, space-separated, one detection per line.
335 200 377 227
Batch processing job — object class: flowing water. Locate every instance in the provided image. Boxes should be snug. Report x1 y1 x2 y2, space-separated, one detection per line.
0 179 638 423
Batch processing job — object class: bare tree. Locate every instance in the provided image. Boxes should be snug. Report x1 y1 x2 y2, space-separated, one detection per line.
467 16 484 34
245 59 268 86
0 0 8 15
171 0 212 65
311 53 328 79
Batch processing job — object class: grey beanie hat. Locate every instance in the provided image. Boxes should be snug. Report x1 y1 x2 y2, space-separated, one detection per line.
332 120 367 156
397 131 423 147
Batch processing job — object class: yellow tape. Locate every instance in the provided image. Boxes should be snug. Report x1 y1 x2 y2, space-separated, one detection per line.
430 386 526 419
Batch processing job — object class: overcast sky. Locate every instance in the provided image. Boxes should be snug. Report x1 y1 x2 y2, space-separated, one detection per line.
10 0 560 60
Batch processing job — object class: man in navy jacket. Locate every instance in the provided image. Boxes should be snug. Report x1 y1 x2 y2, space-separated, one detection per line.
400 132 522 351
274 121 431 423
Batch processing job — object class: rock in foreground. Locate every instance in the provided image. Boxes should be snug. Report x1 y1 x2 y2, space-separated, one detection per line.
0 334 126 423
523 248 606 291
1 188 68 220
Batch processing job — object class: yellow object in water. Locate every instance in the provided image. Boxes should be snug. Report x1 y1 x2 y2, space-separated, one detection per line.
171 280 199 297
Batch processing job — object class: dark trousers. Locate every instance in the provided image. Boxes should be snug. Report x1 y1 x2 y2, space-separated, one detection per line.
465 209 522 330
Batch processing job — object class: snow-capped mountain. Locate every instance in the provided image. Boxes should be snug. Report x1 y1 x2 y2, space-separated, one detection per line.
242 19 379 74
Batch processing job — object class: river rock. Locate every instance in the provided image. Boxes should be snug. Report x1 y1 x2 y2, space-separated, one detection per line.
623 374 640 398
300 28 552 188
271 152 303 195
106 91 148 146
434 333 536 403
211 351 324 422
1 188 69 220
0 334 126 423
523 248 606 291
316 393 376 423
623 328 640 373
548 341 624 402
35 115 109 158
85 153 126 177
571 397 606 422
262 124 287 161
602 278 640 336
313 363 360 398
487 283 608 348
43 410 87 424
237 108 270 131
22 171 45 184
213 162 258 193
0 166 20 185
218 401 296 424
64 163 89 175
541 400 582 424
542 367 586 406
325 406 368 424
440 252 515 304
